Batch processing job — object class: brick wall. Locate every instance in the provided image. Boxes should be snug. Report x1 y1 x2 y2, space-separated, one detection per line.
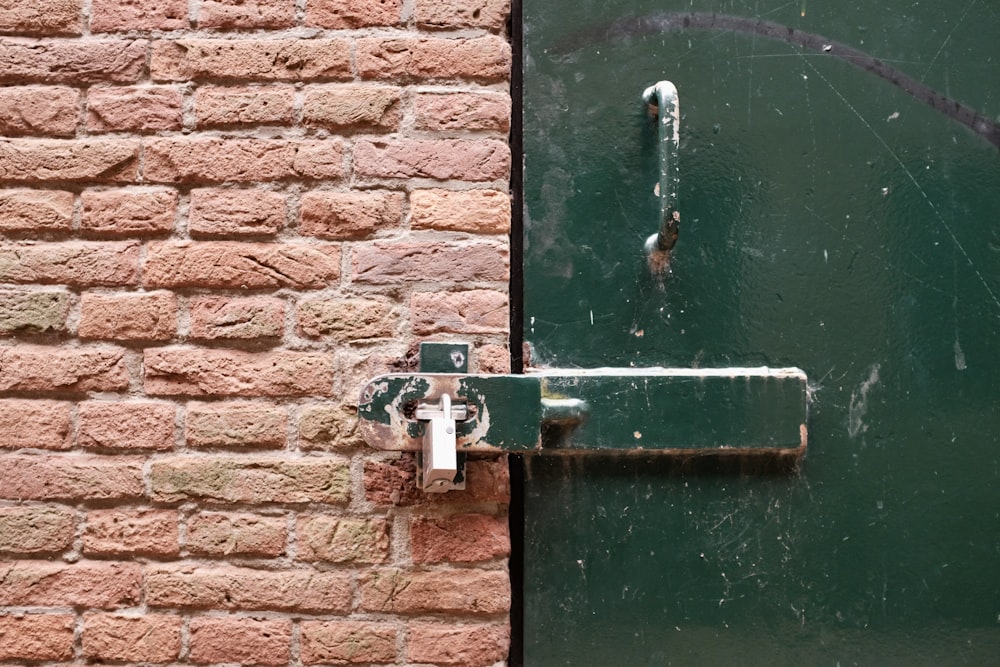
0 1 513 665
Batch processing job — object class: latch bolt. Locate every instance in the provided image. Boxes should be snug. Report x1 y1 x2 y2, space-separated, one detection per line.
415 393 468 493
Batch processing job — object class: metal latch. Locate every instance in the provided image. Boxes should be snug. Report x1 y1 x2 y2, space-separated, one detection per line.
414 393 469 493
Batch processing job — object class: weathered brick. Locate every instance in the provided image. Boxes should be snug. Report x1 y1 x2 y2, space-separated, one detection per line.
357 36 510 82
81 189 177 236
0 138 139 183
189 188 286 237
412 289 508 334
411 513 509 564
186 401 287 449
83 509 179 556
352 242 507 284
198 0 294 29
78 291 177 340
365 455 509 506
0 561 141 608
195 85 295 127
407 623 509 667
0 506 76 554
410 188 510 233
78 400 176 451
0 345 130 393
145 565 352 613
86 86 183 132
188 296 285 341
298 403 362 451
144 242 340 289
83 613 182 663
0 289 70 335
0 614 75 662
0 455 144 500
0 242 140 286
474 343 510 373
300 621 396 665
151 39 351 82
305 0 401 28
0 86 78 137
302 85 401 131
150 456 350 503
0 38 147 84
0 190 73 233
296 297 395 341
0 0 82 35
0 400 72 450
186 511 286 557
354 139 509 181
415 0 508 30
91 0 187 32
299 190 403 240
143 138 344 183
415 92 511 131
189 617 291 666
297 515 389 564
360 568 509 615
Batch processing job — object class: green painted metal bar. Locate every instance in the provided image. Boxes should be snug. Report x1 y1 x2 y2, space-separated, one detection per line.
642 80 680 275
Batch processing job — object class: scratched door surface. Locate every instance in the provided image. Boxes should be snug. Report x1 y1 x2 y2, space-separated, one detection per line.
521 0 1000 663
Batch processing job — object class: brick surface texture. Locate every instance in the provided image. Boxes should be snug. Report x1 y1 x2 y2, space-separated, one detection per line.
0 2 513 666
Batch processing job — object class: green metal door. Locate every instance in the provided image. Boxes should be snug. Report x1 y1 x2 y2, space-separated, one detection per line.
521 1 1000 663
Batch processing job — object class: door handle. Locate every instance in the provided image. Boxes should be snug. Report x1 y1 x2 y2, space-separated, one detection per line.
642 81 681 276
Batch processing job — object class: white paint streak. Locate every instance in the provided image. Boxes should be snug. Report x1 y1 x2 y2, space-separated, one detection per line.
848 364 880 438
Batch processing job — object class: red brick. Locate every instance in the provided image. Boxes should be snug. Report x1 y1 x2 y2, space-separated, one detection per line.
0 190 73 233
300 621 396 665
0 400 72 450
151 39 351 82
0 615 75 662
0 242 139 286
189 188 287 237
149 456 350 503
144 241 340 289
143 137 344 183
302 85 401 131
144 348 334 397
0 0 82 35
83 509 179 556
305 0 401 28
407 623 509 667
412 289 508 334
354 139 509 181
0 506 76 554
81 188 177 236
0 345 129 393
365 455 510 507
298 402 363 451
91 0 187 32
415 0 508 31
0 561 141 608
78 400 176 451
0 86 78 137
195 85 295 127
357 36 510 82
297 515 389 564
0 289 70 335
198 0 293 29
78 291 177 340
415 92 510 131
186 511 286 557
188 296 285 341
87 85 183 132
296 297 396 341
360 568 509 615
352 241 507 284
411 189 510 233
186 400 287 449
0 138 139 183
0 38 147 84
83 613 182 663
411 514 509 564
474 343 510 373
0 455 144 500
145 565 352 613
300 190 403 240
189 617 291 665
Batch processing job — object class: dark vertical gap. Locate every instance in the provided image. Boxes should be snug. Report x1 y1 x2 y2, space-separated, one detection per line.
508 0 526 665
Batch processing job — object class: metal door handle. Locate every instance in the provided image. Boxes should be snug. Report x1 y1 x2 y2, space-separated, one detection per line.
642 81 680 275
